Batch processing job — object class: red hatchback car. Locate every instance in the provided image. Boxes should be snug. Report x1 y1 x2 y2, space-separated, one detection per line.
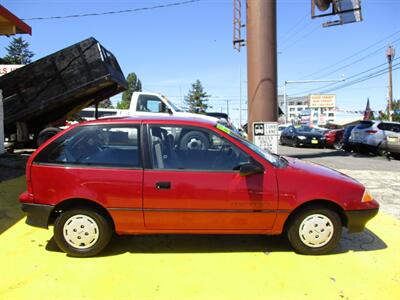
19 116 379 257
324 129 344 149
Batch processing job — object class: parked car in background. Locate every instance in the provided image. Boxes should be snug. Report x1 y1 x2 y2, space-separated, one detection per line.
280 125 326 148
278 124 291 136
349 120 400 154
341 125 356 152
377 122 400 159
19 116 378 257
324 129 344 150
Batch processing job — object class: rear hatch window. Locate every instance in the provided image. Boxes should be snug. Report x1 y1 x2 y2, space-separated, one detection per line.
356 121 374 129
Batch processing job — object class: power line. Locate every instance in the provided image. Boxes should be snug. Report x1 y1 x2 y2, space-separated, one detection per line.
315 36 400 79
302 28 400 78
279 12 311 45
280 25 320 52
291 57 400 96
22 0 201 21
318 62 400 94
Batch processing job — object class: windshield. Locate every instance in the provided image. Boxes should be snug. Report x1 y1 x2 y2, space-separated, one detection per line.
163 97 184 112
296 126 323 133
296 126 312 132
215 123 286 168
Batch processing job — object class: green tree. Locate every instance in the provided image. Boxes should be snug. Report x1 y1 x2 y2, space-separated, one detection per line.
117 72 142 109
3 37 34 64
184 80 210 113
98 98 113 109
390 99 400 122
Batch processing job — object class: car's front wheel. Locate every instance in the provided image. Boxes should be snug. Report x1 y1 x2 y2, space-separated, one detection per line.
53 208 112 257
287 207 342 255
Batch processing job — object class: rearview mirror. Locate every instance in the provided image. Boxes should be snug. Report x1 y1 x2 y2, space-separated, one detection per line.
239 163 264 177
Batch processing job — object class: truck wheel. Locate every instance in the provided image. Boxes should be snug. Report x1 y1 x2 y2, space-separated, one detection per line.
287 207 342 255
180 131 209 150
37 127 61 146
53 207 112 257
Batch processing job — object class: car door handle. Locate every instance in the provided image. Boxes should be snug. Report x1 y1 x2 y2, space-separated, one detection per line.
156 181 171 189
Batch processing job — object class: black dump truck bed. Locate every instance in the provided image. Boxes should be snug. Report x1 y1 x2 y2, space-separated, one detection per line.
0 37 127 134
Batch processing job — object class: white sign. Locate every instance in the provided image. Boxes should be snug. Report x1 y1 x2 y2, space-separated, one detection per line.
309 94 336 108
0 64 23 76
253 122 278 154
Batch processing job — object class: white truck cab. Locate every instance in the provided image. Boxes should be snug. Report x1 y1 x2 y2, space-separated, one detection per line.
123 92 222 150
126 92 217 123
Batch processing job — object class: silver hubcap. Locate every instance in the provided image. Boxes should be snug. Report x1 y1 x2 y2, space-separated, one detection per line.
187 138 203 150
63 215 99 249
299 214 334 248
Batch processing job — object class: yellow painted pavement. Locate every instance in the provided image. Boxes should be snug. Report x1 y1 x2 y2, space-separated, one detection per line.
0 212 399 300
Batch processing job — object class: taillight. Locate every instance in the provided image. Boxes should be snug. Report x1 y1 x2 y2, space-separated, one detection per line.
366 130 377 134
26 159 33 194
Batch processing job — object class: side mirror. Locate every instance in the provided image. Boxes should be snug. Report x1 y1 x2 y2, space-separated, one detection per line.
167 108 173 115
239 163 264 177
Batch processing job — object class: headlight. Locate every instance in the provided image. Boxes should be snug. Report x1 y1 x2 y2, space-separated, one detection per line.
362 189 374 203
298 136 306 140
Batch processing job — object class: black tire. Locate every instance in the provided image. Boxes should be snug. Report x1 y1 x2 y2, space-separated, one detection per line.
287 207 342 255
333 141 342 150
376 144 387 157
392 153 400 160
37 127 61 146
292 138 299 148
53 207 112 257
179 131 210 150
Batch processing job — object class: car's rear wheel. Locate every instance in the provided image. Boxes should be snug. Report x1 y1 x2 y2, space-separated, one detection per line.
54 208 112 257
287 207 342 255
333 141 342 150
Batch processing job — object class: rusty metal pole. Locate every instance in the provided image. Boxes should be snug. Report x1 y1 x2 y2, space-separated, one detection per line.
387 45 395 121
246 0 277 141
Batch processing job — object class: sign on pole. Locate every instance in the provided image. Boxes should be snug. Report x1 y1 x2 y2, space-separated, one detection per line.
253 122 278 154
309 94 336 108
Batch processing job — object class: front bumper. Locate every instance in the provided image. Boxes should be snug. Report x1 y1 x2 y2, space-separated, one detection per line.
345 208 379 233
21 203 54 229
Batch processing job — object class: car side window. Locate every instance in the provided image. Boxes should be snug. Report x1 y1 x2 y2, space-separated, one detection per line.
148 125 251 171
34 125 141 168
136 95 167 113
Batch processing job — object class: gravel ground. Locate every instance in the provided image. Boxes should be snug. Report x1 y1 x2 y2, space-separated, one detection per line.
279 145 400 220
338 170 400 219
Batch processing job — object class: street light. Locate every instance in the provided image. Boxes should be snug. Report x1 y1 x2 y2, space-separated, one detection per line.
283 77 345 123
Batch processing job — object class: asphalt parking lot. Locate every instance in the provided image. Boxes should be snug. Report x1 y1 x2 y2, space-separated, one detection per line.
0 148 399 300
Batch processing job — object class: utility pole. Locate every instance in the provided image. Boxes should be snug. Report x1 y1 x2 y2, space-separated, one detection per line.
226 99 230 115
247 0 277 141
239 66 242 126
387 45 395 121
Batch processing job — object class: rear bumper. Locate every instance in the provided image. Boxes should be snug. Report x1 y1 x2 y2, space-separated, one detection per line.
345 208 379 233
21 203 54 229
380 142 400 154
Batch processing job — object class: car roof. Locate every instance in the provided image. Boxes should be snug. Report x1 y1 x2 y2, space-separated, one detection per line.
76 115 218 127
